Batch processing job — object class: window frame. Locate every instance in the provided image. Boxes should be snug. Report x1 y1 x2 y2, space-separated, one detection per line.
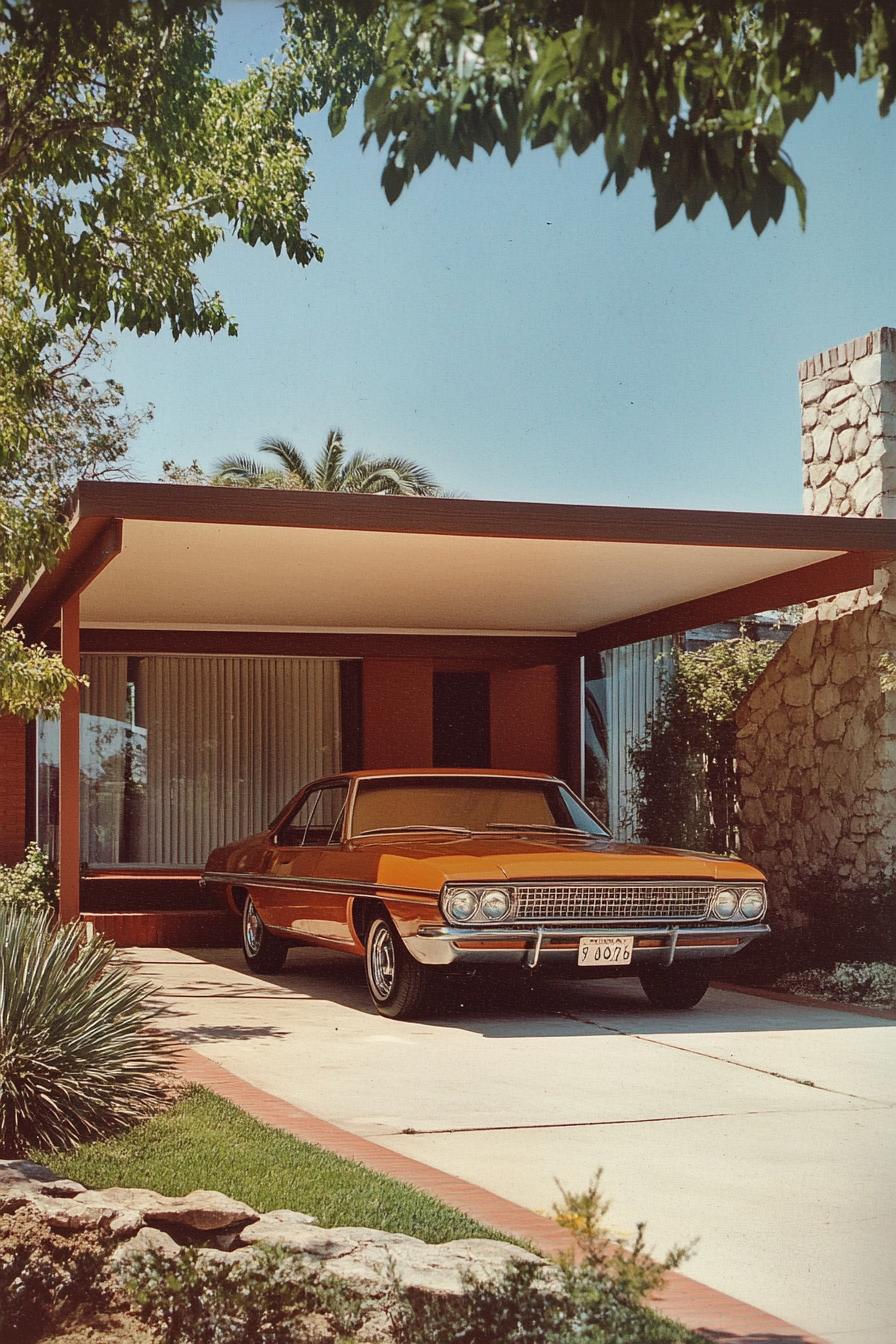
272 778 350 848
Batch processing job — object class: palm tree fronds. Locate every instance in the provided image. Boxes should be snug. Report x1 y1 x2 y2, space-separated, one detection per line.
212 453 270 483
315 428 347 490
258 436 314 488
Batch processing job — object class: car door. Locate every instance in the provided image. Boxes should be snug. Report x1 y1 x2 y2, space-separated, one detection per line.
294 782 354 945
261 782 349 940
253 785 328 933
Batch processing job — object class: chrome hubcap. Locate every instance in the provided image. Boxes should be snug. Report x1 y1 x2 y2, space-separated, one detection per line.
244 899 263 955
368 922 396 1001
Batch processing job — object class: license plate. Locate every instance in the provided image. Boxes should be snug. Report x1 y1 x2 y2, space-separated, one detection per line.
578 936 633 967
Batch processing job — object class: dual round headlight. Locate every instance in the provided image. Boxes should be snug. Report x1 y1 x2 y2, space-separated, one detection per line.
444 887 511 923
712 885 767 921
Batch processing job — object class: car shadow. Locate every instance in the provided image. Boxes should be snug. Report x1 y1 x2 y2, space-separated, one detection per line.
162 947 894 1039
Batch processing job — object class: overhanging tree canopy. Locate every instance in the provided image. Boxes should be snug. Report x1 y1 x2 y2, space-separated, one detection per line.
288 0 896 232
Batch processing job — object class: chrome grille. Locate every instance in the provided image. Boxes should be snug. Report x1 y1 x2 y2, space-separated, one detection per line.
511 884 713 922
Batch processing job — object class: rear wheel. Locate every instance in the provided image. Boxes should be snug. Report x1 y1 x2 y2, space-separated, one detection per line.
639 963 711 1009
242 896 289 973
364 915 435 1019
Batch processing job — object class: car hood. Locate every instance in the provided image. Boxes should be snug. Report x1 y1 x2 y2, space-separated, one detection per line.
349 834 764 889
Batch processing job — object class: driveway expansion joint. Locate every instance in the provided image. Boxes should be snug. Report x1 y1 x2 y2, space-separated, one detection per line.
554 1011 882 1104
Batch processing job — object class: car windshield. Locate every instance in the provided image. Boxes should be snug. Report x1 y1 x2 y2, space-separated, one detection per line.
350 777 610 838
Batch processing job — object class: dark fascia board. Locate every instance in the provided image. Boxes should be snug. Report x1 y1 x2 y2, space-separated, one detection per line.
70 628 575 666
71 478 896 553
4 517 122 636
577 551 882 655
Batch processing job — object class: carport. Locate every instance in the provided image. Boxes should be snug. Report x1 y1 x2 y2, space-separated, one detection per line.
4 479 895 942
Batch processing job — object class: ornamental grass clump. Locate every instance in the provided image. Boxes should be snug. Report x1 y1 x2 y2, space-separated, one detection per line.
0 905 172 1156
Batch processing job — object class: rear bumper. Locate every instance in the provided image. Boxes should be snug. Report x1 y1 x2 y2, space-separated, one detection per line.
406 922 771 969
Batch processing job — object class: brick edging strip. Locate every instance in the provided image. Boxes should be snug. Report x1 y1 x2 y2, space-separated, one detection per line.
177 1046 828 1344
714 981 896 1021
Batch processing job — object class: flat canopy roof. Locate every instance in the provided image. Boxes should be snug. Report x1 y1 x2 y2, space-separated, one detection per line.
6 480 896 658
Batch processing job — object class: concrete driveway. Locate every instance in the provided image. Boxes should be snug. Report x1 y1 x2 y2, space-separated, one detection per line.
133 947 895 1344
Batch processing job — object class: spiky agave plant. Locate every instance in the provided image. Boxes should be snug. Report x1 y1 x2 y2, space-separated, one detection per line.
0 905 172 1155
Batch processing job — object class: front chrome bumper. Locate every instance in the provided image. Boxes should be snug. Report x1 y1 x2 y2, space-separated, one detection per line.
406 922 771 969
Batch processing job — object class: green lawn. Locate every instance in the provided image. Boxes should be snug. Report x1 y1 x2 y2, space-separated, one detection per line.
36 1084 519 1246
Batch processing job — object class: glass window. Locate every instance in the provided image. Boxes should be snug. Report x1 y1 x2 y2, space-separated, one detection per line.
277 783 348 847
37 655 352 869
350 776 609 837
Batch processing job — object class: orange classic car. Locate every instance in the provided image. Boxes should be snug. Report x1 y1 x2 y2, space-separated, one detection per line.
202 768 769 1018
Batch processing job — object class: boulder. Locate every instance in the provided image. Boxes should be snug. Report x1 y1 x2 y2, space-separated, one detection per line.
73 1186 259 1232
236 1220 542 1299
112 1224 183 1265
18 1191 142 1237
0 1158 85 1201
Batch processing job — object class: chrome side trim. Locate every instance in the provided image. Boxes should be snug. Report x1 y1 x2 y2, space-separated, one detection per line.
202 870 439 901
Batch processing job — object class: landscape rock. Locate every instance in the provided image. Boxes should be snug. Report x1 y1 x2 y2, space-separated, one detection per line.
74 1186 259 1232
0 1158 85 1201
237 1220 542 1298
18 1191 143 1237
112 1224 183 1264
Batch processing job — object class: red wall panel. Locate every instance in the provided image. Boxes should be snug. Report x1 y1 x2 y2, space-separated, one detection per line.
362 659 434 767
490 665 560 775
0 715 26 867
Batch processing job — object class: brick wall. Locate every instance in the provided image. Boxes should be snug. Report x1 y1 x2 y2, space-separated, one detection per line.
0 715 26 867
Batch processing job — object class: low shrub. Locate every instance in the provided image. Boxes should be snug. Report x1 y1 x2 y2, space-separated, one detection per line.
124 1241 375 1344
777 962 896 1008
724 866 896 984
0 905 172 1156
0 1205 112 1342
0 843 56 910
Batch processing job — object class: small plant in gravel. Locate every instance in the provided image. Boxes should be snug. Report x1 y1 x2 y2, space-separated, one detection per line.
777 961 896 1008
0 905 172 1155
0 843 56 910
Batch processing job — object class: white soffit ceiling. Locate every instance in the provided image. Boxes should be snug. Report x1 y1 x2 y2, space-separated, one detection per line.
78 520 841 634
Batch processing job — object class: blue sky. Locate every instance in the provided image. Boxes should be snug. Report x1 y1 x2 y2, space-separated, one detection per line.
109 0 896 514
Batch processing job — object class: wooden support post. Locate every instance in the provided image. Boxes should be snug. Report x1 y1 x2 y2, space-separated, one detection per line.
58 594 80 923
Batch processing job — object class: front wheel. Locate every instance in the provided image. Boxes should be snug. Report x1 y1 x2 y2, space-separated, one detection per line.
364 915 435 1019
639 963 711 1009
242 896 289 973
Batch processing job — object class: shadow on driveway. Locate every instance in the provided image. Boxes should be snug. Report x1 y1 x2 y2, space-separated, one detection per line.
156 947 895 1041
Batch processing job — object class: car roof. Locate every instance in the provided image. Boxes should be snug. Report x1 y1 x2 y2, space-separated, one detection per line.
339 768 560 782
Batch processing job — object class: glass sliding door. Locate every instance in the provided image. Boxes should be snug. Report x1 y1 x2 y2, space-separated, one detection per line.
38 655 347 869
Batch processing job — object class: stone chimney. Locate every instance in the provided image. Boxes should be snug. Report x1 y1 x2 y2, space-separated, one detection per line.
736 327 896 891
800 326 896 520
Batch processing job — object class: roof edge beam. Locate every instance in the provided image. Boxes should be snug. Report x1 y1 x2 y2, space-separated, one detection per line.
72 480 896 553
25 518 123 640
576 551 887 655
53 626 574 666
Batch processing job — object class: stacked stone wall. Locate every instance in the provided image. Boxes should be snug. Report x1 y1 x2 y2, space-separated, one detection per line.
736 328 896 902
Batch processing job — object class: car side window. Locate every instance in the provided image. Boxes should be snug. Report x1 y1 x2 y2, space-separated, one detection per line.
276 784 348 847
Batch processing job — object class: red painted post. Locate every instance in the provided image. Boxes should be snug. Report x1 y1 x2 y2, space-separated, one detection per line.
58 594 81 923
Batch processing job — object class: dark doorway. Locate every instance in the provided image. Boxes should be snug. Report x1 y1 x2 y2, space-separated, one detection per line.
433 671 491 768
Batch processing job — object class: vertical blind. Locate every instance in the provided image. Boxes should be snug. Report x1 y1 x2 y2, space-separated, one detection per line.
143 656 342 866
72 654 343 868
603 637 673 841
